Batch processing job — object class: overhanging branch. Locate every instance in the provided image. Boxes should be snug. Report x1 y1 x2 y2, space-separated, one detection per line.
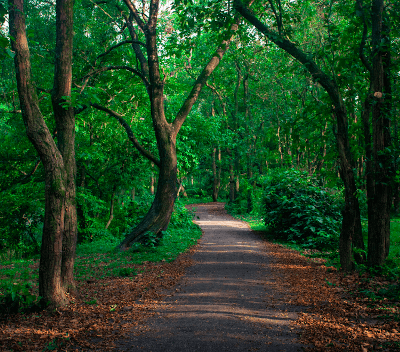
90 102 160 167
172 21 239 135
84 65 150 89
96 40 146 63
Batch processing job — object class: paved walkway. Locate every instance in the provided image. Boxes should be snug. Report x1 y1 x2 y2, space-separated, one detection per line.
116 203 305 351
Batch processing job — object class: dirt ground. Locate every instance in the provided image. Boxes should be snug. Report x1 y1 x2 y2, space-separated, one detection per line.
1 202 399 351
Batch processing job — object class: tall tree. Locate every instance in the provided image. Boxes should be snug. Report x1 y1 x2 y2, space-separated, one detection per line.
9 0 76 305
358 0 393 266
87 0 238 248
233 0 364 270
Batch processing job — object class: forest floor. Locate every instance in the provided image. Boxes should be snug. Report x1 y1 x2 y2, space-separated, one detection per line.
1 202 400 351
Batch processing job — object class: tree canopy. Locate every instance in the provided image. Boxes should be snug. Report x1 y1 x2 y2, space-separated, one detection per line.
1 0 399 306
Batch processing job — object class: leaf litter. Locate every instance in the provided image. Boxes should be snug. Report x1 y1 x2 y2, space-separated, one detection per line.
1 232 399 351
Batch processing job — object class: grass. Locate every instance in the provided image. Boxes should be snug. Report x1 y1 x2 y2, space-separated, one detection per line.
231 210 400 273
388 217 400 266
73 227 201 282
0 205 202 314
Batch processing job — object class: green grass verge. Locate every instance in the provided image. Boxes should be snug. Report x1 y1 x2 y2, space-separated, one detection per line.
232 212 400 274
0 210 202 313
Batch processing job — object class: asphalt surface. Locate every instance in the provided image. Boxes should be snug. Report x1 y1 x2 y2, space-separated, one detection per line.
116 203 305 351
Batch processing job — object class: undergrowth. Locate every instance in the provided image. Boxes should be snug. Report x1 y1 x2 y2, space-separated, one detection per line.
0 200 201 316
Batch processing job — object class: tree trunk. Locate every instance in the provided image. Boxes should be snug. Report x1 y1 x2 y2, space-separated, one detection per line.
9 0 71 306
119 126 178 249
229 159 235 202
212 147 221 202
105 188 116 229
234 0 363 271
367 0 392 266
51 0 77 293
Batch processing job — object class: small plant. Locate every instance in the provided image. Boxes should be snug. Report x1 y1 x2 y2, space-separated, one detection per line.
85 298 97 305
142 231 158 248
0 281 41 315
117 267 136 277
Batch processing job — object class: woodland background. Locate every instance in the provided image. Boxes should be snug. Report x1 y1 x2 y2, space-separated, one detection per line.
1 0 400 310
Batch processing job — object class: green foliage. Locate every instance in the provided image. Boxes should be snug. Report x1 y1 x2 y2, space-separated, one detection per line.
0 264 41 316
0 183 44 259
262 169 343 250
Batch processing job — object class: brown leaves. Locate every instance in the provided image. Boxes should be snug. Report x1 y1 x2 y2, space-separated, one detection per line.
0 252 194 351
263 241 400 351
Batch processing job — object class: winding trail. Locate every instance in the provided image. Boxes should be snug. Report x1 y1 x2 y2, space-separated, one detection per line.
116 203 306 351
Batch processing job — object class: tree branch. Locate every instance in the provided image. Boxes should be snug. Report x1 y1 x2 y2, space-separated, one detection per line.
90 102 161 167
96 40 146 63
172 21 239 135
233 0 340 106
85 65 150 90
356 0 372 73
122 0 146 31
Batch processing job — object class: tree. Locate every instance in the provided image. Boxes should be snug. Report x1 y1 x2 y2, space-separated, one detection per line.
358 0 393 266
9 0 77 305
86 0 239 248
234 0 396 269
233 0 366 270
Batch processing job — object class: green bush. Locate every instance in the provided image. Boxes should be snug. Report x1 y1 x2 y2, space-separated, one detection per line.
0 183 44 259
262 169 343 250
0 281 41 315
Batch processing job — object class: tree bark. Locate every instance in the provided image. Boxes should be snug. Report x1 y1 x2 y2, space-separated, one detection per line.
9 0 72 306
51 0 77 293
367 0 392 266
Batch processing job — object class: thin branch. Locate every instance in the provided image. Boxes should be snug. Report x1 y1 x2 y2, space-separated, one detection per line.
125 11 149 76
356 0 372 73
96 40 146 63
88 0 113 18
20 158 41 183
84 65 150 89
0 110 22 114
172 21 239 135
267 0 281 35
122 0 146 31
90 102 161 167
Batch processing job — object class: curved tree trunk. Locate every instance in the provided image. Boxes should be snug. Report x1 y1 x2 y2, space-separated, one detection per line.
90 1 238 250
234 0 363 271
119 126 178 249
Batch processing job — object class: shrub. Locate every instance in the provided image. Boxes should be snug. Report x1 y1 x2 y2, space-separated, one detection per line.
262 169 343 250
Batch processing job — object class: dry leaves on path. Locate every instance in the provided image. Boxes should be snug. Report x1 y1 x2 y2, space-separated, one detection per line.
262 240 400 351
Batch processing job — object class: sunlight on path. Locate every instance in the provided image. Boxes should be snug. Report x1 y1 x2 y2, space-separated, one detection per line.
116 203 304 352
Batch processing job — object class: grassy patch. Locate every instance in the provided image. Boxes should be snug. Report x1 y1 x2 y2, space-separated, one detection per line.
388 218 400 267
0 205 202 315
73 226 201 282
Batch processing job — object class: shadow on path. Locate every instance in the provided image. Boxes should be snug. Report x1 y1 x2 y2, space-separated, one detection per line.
116 203 305 351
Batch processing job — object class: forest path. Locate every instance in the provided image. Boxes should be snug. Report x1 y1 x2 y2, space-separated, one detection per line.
116 202 305 351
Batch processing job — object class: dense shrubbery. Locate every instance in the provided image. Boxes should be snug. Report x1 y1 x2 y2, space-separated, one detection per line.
0 183 44 260
262 169 343 250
